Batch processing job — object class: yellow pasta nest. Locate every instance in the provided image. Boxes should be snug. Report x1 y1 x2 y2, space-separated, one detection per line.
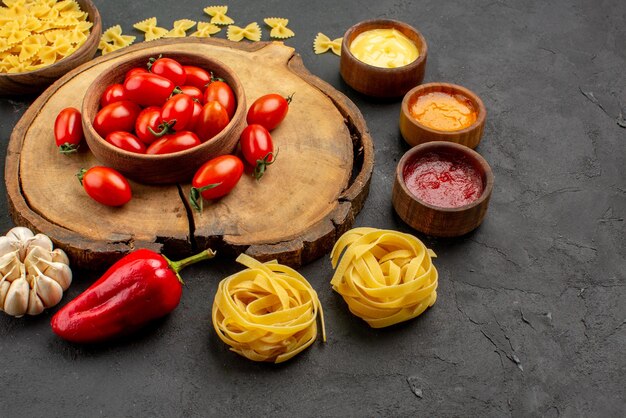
330 227 438 328
212 254 326 363
0 0 92 74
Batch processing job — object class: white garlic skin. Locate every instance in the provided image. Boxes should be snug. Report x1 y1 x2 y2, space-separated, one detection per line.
0 227 72 317
4 277 29 317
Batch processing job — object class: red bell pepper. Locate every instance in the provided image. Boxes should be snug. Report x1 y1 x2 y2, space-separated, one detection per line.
51 248 215 343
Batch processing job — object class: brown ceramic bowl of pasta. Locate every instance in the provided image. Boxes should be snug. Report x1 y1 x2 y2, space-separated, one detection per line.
0 0 102 96
400 83 486 149
82 51 247 185
340 19 427 98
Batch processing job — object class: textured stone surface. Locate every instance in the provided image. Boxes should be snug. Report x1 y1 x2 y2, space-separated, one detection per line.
1 0 624 416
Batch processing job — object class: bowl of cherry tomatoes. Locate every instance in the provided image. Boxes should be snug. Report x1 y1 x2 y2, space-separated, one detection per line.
82 52 246 184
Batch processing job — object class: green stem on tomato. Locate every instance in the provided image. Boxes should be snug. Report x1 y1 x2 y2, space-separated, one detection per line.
163 249 217 285
189 183 222 212
59 143 79 154
148 120 175 138
146 54 163 71
253 148 279 181
76 168 87 185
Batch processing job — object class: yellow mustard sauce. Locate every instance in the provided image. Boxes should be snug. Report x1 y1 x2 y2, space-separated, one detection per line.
410 91 477 131
349 28 419 68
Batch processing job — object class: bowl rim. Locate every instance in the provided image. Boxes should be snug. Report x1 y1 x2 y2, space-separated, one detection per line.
0 0 101 79
82 50 245 161
395 141 494 213
341 18 428 74
401 82 487 136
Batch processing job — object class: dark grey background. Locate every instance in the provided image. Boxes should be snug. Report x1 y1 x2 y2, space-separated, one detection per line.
1 0 624 416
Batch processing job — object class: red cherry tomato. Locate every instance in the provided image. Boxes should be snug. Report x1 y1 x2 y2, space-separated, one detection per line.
204 80 236 119
99 84 128 108
161 94 195 131
77 166 132 207
183 66 211 90
246 93 291 131
125 67 148 81
105 131 147 154
124 73 175 107
93 100 141 138
145 131 201 155
189 100 203 132
189 155 244 211
134 106 166 145
194 101 230 142
178 85 203 103
54 107 83 154
149 57 186 86
239 124 276 180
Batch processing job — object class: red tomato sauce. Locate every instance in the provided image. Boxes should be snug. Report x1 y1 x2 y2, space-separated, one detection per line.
403 151 484 208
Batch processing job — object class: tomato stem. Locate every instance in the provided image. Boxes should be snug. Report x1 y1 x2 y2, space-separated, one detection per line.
253 148 279 181
146 54 163 71
209 71 225 84
189 183 222 212
59 143 79 154
286 92 295 104
75 168 87 185
148 121 174 138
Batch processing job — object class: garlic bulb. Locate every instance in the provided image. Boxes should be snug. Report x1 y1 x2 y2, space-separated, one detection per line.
0 227 72 318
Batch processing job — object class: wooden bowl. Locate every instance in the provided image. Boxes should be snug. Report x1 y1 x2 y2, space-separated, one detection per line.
400 82 486 149
339 19 427 98
0 0 102 96
392 141 494 237
82 51 246 184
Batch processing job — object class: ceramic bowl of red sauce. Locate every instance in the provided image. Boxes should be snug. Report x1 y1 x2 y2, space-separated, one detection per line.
400 82 486 149
392 141 494 237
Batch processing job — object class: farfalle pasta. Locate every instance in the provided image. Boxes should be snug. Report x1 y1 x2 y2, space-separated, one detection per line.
189 21 221 38
226 22 261 42
0 0 91 73
330 227 438 328
313 32 342 56
164 19 196 38
133 17 168 42
263 17 294 39
212 254 326 363
98 25 135 55
203 5 234 26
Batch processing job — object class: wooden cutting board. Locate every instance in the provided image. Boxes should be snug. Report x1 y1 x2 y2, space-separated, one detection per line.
6 38 373 269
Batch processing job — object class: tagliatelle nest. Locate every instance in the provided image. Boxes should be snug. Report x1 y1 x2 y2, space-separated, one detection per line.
0 227 72 318
330 227 438 328
212 254 326 363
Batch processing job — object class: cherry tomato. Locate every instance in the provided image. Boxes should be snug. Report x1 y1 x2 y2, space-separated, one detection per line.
161 94 195 131
93 101 141 139
54 107 83 154
125 67 148 81
189 155 244 211
145 131 201 155
183 66 210 90
204 80 236 119
195 101 230 142
189 100 203 132
239 124 276 180
134 106 166 145
77 166 132 207
105 131 147 154
124 73 175 107
149 57 186 86
178 85 203 102
99 84 128 108
246 93 291 131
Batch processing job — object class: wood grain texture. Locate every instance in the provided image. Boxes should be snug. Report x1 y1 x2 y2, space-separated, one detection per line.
399 82 487 149
6 38 374 269
82 51 246 184
0 0 102 97
392 141 493 237
340 19 427 98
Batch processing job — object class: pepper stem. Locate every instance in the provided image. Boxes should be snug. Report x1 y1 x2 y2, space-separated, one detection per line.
163 249 217 285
